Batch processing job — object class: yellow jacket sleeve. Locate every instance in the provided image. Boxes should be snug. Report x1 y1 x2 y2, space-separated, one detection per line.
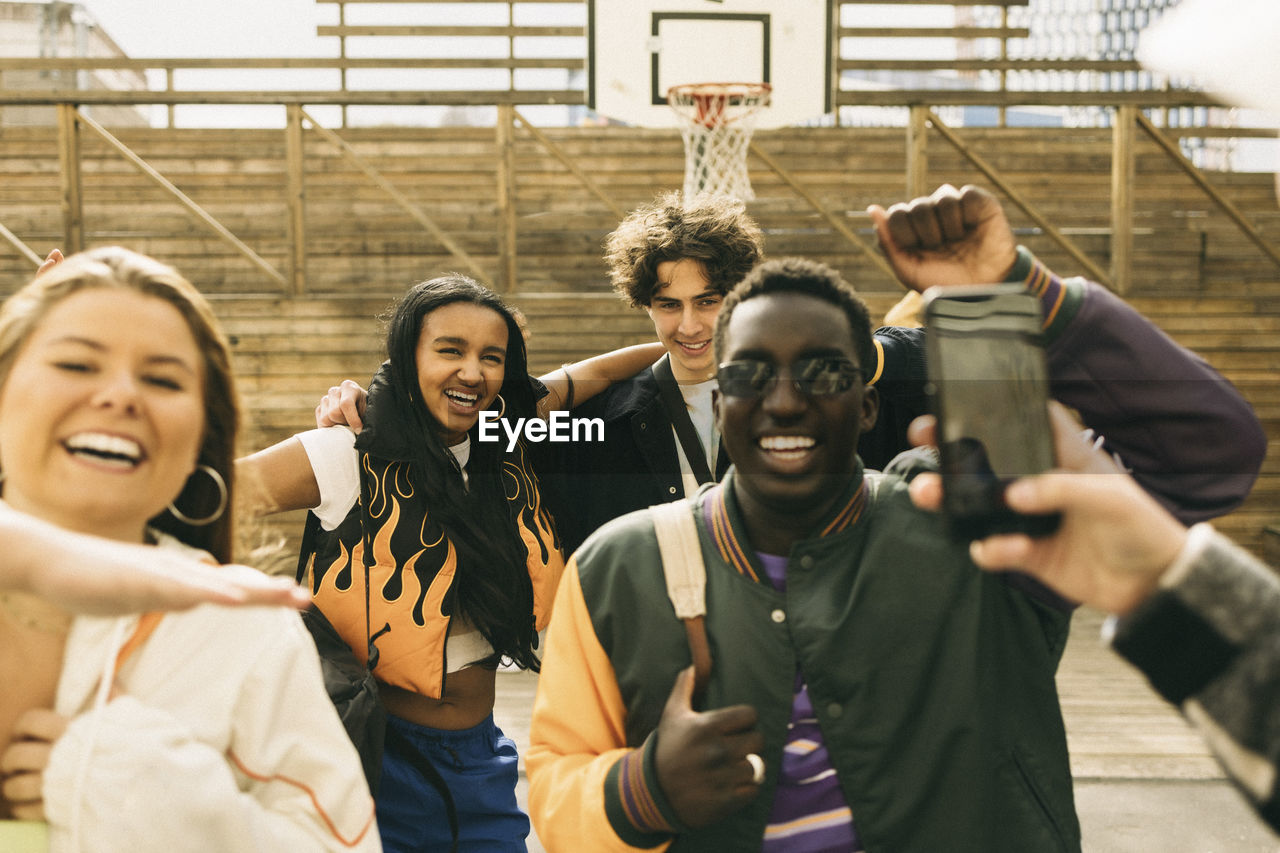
526 557 676 852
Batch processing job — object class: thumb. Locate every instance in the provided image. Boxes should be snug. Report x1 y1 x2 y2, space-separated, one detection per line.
866 204 892 251
1003 473 1073 515
662 665 698 718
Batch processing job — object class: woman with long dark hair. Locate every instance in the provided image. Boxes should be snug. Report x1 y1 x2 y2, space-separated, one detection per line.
243 273 642 851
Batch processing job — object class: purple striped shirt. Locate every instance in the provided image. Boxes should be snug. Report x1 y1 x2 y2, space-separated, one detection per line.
756 551 861 853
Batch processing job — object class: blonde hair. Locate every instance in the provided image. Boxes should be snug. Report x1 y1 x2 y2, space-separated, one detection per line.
0 247 240 562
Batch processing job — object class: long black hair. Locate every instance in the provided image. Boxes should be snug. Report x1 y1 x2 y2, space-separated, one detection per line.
368 273 541 670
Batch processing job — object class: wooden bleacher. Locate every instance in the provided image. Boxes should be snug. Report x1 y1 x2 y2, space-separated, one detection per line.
0 121 1275 562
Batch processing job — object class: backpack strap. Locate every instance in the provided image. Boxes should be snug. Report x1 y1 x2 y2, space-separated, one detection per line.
649 500 712 700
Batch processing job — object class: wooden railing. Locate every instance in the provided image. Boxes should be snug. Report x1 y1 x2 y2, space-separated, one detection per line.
1 0 1275 296
4 87 1275 300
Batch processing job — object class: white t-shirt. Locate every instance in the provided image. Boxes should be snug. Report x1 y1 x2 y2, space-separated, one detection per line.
673 378 719 498
296 427 470 530
295 427 490 672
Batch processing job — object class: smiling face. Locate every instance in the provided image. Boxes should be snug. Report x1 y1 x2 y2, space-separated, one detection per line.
715 291 878 538
415 301 509 445
0 288 205 543
646 258 723 383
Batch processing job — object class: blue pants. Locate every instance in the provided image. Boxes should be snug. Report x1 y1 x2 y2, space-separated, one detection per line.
376 713 529 853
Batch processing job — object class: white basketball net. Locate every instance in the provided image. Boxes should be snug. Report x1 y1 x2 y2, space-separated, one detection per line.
667 82 771 200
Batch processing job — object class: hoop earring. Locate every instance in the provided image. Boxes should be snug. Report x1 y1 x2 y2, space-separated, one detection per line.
493 394 506 420
167 464 228 526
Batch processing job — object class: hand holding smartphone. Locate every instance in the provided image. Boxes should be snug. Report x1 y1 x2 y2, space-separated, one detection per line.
922 284 1061 541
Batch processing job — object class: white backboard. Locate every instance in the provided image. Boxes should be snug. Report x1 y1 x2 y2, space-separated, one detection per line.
587 0 835 129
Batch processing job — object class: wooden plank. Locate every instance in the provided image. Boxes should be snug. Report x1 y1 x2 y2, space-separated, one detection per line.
76 111 287 287
835 89 1223 108
748 142 901 287
907 106 928 197
56 104 84 254
317 25 582 37
512 109 624 220
0 221 42 267
838 26 1031 39
0 90 584 106
285 105 307 296
317 0 576 3
0 57 584 70
838 59 1142 73
1111 106 1136 293
840 0 1028 5
497 104 518 292
299 108 494 286
1134 111 1280 274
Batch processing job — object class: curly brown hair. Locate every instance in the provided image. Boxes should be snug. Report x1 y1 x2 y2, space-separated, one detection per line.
603 191 764 308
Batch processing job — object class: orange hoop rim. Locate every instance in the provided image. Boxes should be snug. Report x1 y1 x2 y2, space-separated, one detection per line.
665 81 773 99
666 81 772 129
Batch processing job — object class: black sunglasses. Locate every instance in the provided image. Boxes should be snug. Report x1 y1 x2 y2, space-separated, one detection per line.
717 357 866 398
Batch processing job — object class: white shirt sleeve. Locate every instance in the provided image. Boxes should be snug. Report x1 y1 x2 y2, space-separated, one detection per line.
295 427 360 530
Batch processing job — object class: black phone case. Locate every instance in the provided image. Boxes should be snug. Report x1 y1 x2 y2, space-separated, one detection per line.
922 284 1062 541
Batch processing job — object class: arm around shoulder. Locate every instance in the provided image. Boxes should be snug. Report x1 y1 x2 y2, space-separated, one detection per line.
538 343 665 416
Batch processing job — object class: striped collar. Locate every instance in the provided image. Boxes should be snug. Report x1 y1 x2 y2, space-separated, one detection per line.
702 466 869 583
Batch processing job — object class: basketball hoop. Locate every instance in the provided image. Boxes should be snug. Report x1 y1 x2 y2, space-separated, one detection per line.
666 82 771 200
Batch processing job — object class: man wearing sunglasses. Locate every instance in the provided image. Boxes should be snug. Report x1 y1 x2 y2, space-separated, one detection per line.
527 257 1081 852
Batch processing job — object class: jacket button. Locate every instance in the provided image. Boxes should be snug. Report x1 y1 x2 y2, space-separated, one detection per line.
798 555 815 570
640 422 647 429
668 486 678 495
827 702 844 719
771 609 786 624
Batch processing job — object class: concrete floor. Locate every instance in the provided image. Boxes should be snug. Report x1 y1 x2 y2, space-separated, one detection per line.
494 608 1280 852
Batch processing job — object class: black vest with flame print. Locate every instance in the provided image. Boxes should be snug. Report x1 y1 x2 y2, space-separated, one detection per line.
300 369 564 700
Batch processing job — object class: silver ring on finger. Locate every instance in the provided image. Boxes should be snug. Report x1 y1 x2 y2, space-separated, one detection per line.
745 752 765 785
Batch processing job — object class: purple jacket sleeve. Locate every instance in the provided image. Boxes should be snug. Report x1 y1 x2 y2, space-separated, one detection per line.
1008 248 1266 524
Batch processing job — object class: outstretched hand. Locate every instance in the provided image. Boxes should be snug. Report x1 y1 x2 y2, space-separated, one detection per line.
867 184 1019 292
907 403 1189 615
6 506 310 615
315 379 368 433
653 666 765 829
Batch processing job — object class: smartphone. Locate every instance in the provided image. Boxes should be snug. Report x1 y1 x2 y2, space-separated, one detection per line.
922 284 1061 541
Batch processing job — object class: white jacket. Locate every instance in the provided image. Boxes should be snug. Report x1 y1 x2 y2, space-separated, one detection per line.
42 533 380 852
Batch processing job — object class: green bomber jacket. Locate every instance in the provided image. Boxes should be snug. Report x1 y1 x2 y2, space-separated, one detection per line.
569 465 1081 853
